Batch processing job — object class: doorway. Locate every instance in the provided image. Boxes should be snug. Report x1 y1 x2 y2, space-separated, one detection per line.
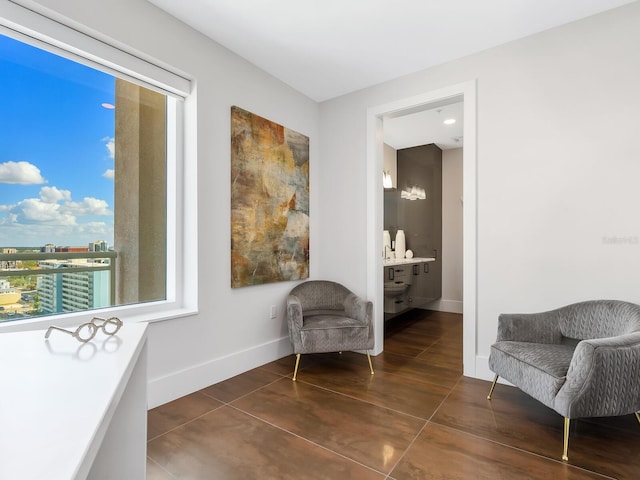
365 81 477 378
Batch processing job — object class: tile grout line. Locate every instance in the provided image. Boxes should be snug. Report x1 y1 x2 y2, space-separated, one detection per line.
146 400 226 444
199 373 287 405
225 402 389 478
146 455 178 480
289 376 439 424
427 422 618 480
383 371 463 478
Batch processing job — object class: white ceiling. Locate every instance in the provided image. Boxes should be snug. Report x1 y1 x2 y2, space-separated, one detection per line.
384 101 464 151
148 0 635 102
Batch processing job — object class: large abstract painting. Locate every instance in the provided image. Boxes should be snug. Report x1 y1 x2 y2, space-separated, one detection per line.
230 106 309 288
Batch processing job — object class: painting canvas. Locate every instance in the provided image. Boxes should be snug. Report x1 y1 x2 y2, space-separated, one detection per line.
230 106 309 288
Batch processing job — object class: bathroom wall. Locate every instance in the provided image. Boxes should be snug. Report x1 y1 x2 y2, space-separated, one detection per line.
383 143 397 188
427 148 463 313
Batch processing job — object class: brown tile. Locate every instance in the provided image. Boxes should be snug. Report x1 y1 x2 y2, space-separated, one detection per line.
297 356 452 420
385 330 441 357
432 377 568 455
147 405 385 480
417 340 463 370
147 391 223 440
391 422 611 480
146 457 175 480
583 413 640 435
384 310 462 357
370 351 461 389
200 366 283 403
260 355 299 376
232 378 425 473
561 418 640 479
432 377 640 479
142 309 634 479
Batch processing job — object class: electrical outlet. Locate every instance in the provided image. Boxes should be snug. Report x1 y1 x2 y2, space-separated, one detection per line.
270 305 277 319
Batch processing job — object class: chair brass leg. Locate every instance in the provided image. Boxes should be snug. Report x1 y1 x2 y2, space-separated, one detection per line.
487 374 499 400
367 351 374 375
562 417 570 461
635 412 640 425
292 354 301 381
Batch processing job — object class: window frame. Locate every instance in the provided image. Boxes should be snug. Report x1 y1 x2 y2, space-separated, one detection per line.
0 2 197 332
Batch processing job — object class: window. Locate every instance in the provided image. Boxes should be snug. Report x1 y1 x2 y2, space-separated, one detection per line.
0 5 193 327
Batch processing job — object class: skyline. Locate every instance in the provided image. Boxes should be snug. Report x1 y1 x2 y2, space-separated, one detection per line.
0 33 116 248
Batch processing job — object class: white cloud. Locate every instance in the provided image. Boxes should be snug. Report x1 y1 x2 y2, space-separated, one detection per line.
0 161 47 184
103 137 115 159
62 197 112 216
0 187 111 230
40 186 72 204
77 221 111 236
102 169 115 180
0 213 18 225
14 198 77 225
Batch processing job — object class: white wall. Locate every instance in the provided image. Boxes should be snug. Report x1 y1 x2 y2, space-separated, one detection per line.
319 2 640 378
427 147 463 314
23 0 319 407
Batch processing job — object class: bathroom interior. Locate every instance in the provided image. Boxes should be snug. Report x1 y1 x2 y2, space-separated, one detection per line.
382 101 464 323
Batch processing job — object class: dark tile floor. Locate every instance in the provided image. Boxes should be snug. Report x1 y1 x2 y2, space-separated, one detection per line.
146 310 640 479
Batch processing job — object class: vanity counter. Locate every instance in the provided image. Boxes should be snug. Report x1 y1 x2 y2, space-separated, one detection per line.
384 257 435 267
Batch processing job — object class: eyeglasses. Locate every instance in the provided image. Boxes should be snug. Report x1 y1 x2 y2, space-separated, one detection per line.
45 316 123 343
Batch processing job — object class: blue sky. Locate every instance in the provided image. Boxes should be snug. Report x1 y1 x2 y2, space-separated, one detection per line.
0 33 115 248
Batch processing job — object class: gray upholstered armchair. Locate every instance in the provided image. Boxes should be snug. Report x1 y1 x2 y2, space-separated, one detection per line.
286 280 375 381
487 300 640 461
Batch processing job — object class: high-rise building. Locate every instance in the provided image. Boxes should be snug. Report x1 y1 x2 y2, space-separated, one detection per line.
36 259 110 315
89 241 109 252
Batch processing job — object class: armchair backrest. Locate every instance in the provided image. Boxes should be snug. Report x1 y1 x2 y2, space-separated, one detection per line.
289 280 351 314
559 300 640 340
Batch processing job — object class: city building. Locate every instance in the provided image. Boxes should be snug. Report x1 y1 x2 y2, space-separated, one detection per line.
89 240 109 252
36 259 110 315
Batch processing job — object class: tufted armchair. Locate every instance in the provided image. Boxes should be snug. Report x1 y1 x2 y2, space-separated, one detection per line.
487 300 640 461
286 280 375 381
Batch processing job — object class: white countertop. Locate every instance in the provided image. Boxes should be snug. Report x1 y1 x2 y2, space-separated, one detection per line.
0 322 148 480
384 257 436 267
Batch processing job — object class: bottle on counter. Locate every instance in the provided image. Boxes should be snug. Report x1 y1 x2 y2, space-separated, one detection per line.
395 229 406 259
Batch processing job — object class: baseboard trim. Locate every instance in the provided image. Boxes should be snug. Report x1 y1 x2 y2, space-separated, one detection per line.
147 336 293 408
425 299 463 314
148 341 507 408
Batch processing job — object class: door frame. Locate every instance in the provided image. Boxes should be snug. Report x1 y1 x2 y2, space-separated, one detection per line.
365 80 477 377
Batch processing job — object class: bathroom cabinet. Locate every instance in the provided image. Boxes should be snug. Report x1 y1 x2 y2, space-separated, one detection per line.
384 258 437 318
408 261 440 308
384 264 413 314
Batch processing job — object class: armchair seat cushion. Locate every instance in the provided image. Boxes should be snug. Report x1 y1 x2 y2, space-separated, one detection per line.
490 341 576 408
300 314 370 353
